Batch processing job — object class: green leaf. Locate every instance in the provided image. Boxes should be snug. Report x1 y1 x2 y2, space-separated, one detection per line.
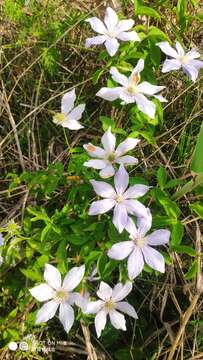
171 245 196 256
177 0 187 31
154 188 181 219
99 116 115 131
191 122 203 174
92 68 105 85
157 166 167 189
147 26 169 41
171 221 184 246
137 6 161 20
185 260 198 279
20 268 41 281
190 202 203 218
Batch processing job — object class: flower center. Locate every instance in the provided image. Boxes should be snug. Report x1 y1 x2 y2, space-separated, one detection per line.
105 299 115 311
54 288 69 303
135 237 147 247
53 113 66 123
116 194 124 203
127 73 140 94
106 30 116 38
107 153 116 162
179 55 189 64
127 85 137 95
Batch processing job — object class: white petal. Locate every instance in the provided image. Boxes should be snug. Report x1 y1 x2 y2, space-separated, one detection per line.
83 143 106 158
116 31 140 42
114 164 129 194
112 281 132 301
35 300 58 324
85 35 106 48
101 127 116 153
115 138 140 157
110 67 128 86
68 292 85 307
89 199 116 215
109 309 126 331
84 159 107 170
116 19 134 32
162 59 181 73
124 199 148 218
137 208 152 237
187 49 200 60
156 41 178 58
69 104 85 121
183 64 199 82
146 229 170 246
153 94 168 102
61 89 76 114
44 264 61 290
86 17 106 34
125 217 138 238
104 7 118 31
134 93 156 119
137 82 165 96
30 284 54 302
59 303 74 333
85 300 104 314
124 184 150 199
63 265 85 291
128 247 144 280
175 41 185 56
96 87 122 101
90 179 116 198
130 59 144 80
108 241 134 260
115 155 138 165
115 301 138 319
142 245 165 273
99 164 115 178
113 204 128 233
120 91 136 104
64 119 84 130
97 281 112 301
95 308 107 337
189 59 203 69
105 38 119 57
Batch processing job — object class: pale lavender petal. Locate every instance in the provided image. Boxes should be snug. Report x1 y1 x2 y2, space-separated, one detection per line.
69 104 85 121
84 159 107 169
83 143 106 158
109 309 126 331
124 184 150 199
115 301 138 319
189 59 203 69
116 19 134 32
175 42 185 56
61 89 76 114
63 119 84 130
30 284 54 302
156 41 178 58
105 38 119 56
120 91 136 104
112 281 132 301
115 155 138 165
124 199 148 218
134 93 156 119
86 17 106 34
146 229 170 246
115 138 140 157
85 35 106 48
36 300 58 324
153 94 168 102
127 247 144 280
95 308 107 337
107 241 134 260
116 31 140 42
96 87 123 101
104 7 118 31
137 208 152 237
183 64 199 82
101 127 116 153
187 49 200 60
130 59 144 79
90 179 116 198
63 265 85 291
162 59 182 73
110 67 128 86
114 164 129 194
97 281 112 301
59 303 74 333
89 199 116 215
99 164 115 178
84 300 104 314
142 245 165 273
137 82 165 95
44 264 61 290
68 292 85 307
125 217 138 238
113 204 128 233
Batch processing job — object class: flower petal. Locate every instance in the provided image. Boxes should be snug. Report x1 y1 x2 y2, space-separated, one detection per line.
101 127 116 153
59 303 74 333
162 59 181 73
130 59 144 80
146 229 170 246
69 104 85 121
110 67 128 86
137 82 165 96
114 164 129 194
134 93 156 119
63 119 84 130
63 265 85 291
142 245 165 273
137 208 152 237
90 179 116 198
115 155 138 165
61 89 76 114
175 41 185 56
96 87 122 101
153 94 168 102
124 184 150 199
35 300 58 324
68 292 85 307
86 17 106 34
89 199 116 215
112 281 132 301
97 281 112 301
95 308 107 337
187 49 200 60
99 164 115 178
85 300 104 314
83 143 106 158
116 31 140 42
104 7 118 31
44 264 61 290
189 59 203 69
30 284 54 302
124 199 148 218
127 247 144 280
125 217 138 238
115 137 140 157
108 241 134 260
116 19 134 32
156 41 178 58
105 38 119 57
115 301 138 319
85 35 106 48
84 159 107 170
113 204 128 233
109 309 126 331
183 64 199 82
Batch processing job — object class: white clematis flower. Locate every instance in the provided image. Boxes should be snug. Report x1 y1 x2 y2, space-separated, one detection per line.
89 164 150 233
156 41 203 82
84 127 140 178
30 264 85 333
108 209 170 279
53 89 85 130
96 59 167 119
84 281 137 337
85 7 140 57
